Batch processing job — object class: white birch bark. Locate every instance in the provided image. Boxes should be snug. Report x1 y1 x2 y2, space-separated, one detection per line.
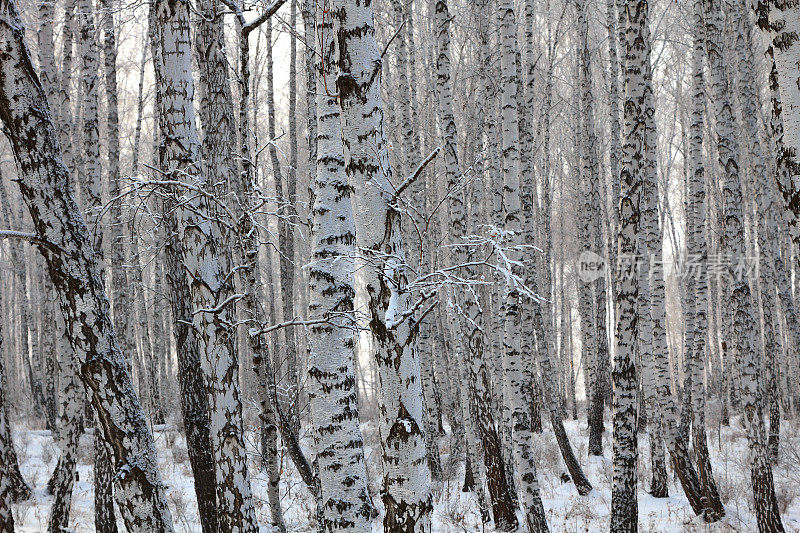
577 0 606 457
611 0 645 528
0 321 16 533
48 311 84 533
684 0 724 517
151 0 257 530
333 1 432 528
0 1 174 529
632 3 718 518
497 0 545 523
703 1 785 529
306 9 372 529
468 1 520 525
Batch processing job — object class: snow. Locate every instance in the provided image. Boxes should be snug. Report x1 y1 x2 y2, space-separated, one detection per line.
8 415 800 531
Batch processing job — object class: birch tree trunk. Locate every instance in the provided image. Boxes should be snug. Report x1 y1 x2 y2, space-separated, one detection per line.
0 321 16 533
684 0 725 518
306 8 373 529
283 0 300 433
151 0 257 529
703 1 785 529
753 1 800 459
761 0 800 259
334 1 433 529
497 0 552 522
577 0 606 457
611 0 645 528
734 0 782 475
48 311 84 533
0 185 37 504
75 0 118 525
225 0 298 527
0 1 175 529
630 2 720 518
466 2 519 526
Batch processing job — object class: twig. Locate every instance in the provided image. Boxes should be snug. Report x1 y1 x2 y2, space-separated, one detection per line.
0 229 44 244
380 19 407 60
394 146 442 197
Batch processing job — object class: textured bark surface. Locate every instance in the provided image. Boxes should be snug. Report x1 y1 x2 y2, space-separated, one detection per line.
760 0 800 258
147 8 217 532
703 1 785 530
611 0 644 529
577 0 606 458
0 327 15 533
636 1 713 518
334 0 433 529
683 1 724 519
497 1 553 528
0 184 37 505
0 1 174 530
306 7 373 529
48 314 84 533
151 0 257 530
467 6 518 527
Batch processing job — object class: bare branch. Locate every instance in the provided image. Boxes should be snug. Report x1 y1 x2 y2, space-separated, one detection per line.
394 146 442 197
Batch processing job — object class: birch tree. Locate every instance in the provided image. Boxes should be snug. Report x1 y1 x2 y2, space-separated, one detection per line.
150 0 257 529
306 6 373 529
334 0 433 528
611 0 645 528
0 319 15 533
0 0 174 529
684 0 724 518
703 0 785 529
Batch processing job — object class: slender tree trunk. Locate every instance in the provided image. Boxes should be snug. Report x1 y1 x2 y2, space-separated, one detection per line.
76 0 117 525
577 0 606 457
0 320 16 533
283 0 299 434
684 0 725 518
226 2 298 528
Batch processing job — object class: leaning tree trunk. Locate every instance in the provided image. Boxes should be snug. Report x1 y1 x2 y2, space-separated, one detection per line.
334 0 433 530
611 0 645 529
0 1 175 530
704 1 786 530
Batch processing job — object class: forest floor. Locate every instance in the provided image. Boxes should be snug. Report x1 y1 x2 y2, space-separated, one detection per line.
9 410 800 532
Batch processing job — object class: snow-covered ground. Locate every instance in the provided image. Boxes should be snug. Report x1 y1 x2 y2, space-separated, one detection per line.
9 414 800 531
